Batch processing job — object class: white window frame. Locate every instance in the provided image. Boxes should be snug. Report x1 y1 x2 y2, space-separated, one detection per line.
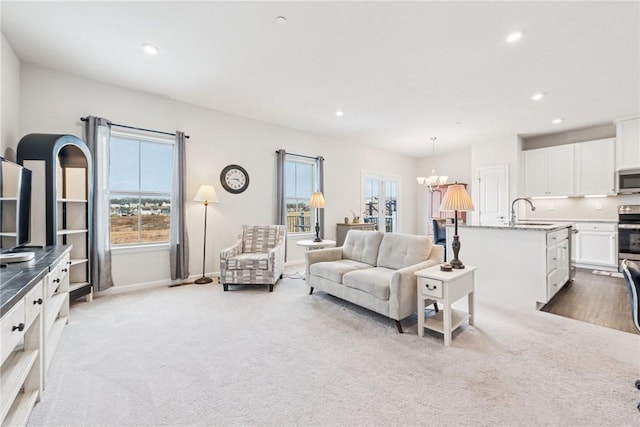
285 155 318 236
109 130 174 247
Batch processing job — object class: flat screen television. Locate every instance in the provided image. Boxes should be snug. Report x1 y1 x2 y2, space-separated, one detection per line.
0 157 32 253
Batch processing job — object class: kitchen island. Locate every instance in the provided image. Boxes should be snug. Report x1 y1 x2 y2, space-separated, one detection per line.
445 222 574 310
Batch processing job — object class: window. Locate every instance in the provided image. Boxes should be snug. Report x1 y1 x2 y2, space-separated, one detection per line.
109 132 173 245
285 156 317 234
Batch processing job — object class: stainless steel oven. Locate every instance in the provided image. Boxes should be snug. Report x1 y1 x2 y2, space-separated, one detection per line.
619 205 640 268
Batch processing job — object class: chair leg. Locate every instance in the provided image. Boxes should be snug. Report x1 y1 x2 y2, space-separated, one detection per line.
269 284 274 292
309 287 314 295
394 320 403 334
223 284 229 291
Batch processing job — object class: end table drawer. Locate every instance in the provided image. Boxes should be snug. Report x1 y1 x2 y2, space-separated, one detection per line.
421 278 443 299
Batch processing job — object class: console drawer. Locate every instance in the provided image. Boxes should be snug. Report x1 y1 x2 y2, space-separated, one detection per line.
25 280 44 328
1 299 26 363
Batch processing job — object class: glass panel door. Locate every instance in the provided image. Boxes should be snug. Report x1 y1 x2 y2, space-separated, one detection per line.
362 173 400 233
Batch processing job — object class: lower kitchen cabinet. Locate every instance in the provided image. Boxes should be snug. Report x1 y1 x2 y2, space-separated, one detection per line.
572 222 618 270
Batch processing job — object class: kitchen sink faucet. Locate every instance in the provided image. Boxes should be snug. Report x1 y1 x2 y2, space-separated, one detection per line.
509 198 536 226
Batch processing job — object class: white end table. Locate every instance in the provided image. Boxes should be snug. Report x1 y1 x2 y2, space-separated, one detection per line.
296 239 336 251
415 265 476 346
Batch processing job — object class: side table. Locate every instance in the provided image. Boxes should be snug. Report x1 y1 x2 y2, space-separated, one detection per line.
296 239 336 251
415 265 476 346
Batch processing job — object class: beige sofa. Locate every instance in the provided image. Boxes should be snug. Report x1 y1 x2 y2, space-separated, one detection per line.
305 230 444 332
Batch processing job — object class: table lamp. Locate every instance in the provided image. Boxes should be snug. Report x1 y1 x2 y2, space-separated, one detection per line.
439 184 474 269
309 191 326 242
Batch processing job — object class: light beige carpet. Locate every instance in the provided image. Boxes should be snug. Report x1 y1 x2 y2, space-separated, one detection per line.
28 275 639 426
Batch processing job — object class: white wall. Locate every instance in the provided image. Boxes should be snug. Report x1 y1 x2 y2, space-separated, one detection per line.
1 33 21 160
415 147 472 235
470 135 522 224
18 64 419 287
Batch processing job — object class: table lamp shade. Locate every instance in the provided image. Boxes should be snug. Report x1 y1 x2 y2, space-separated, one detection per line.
440 184 474 212
309 191 326 208
194 185 219 203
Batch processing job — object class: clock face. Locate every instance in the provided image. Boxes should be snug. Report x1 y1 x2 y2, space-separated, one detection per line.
220 165 249 194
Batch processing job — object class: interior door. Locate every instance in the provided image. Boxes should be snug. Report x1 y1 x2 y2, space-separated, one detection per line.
478 165 508 226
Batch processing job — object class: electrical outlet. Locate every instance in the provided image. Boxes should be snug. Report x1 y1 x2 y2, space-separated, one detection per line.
595 202 602 210
548 203 554 211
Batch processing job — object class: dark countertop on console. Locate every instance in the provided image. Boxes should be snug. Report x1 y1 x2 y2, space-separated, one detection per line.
0 246 71 317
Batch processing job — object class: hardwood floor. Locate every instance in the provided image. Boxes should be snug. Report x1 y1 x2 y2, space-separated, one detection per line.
542 268 639 335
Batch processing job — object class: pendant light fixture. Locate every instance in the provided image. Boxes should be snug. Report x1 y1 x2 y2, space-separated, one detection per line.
416 137 448 191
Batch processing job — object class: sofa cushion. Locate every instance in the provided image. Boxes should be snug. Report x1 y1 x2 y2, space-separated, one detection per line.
226 253 269 270
343 267 395 300
342 230 384 266
377 233 433 270
309 259 372 283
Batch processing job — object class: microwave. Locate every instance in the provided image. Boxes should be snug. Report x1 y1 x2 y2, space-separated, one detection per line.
618 168 640 194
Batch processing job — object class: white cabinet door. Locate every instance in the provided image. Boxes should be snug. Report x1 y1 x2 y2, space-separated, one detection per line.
546 145 575 196
523 145 574 197
576 231 617 267
575 138 616 195
524 149 548 197
616 117 640 170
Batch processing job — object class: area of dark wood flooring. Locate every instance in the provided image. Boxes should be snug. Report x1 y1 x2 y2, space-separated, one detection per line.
542 268 638 335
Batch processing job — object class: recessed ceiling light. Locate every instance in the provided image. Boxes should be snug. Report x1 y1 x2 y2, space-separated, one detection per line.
335 110 344 117
552 118 564 124
275 16 287 25
142 43 159 55
506 31 523 43
531 93 545 101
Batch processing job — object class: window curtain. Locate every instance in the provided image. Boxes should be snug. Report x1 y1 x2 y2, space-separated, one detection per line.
170 131 189 280
317 156 325 239
276 149 287 226
83 116 113 291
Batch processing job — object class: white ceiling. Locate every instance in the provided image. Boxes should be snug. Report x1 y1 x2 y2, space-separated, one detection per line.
1 1 639 157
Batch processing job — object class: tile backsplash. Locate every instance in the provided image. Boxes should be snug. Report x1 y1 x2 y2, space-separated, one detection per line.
522 194 640 221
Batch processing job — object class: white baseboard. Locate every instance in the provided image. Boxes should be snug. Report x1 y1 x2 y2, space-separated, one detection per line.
100 271 221 296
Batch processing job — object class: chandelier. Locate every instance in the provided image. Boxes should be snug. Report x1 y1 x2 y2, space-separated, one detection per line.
416 137 448 191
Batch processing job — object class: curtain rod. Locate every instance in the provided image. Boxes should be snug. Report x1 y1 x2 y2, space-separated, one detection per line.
80 117 189 139
275 149 324 161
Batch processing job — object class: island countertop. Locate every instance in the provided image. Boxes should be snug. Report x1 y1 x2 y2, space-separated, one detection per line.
447 221 575 232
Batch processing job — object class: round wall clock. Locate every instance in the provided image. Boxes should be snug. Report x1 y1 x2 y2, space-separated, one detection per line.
220 164 249 194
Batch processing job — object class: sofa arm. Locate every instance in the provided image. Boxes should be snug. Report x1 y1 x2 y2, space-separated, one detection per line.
388 259 442 320
429 244 445 263
304 247 343 278
220 239 242 277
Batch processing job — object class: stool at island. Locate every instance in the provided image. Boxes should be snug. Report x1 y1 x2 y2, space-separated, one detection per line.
17 134 94 303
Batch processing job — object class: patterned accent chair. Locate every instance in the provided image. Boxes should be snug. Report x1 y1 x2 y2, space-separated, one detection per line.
220 225 287 292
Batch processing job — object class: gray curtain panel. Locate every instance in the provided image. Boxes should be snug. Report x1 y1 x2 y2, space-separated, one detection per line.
83 116 114 291
317 156 325 239
170 131 189 280
276 149 286 226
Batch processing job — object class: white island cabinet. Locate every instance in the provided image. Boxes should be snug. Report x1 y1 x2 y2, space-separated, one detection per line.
446 222 573 310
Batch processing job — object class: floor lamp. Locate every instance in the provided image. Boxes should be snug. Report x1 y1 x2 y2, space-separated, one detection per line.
439 183 474 269
193 185 219 284
309 191 326 242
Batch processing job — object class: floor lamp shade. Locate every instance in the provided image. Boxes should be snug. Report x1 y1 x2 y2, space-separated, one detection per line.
194 185 219 284
439 184 474 269
309 191 326 243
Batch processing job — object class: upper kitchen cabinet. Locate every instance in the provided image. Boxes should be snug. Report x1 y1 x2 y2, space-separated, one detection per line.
523 145 574 197
615 117 640 170
574 138 615 196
